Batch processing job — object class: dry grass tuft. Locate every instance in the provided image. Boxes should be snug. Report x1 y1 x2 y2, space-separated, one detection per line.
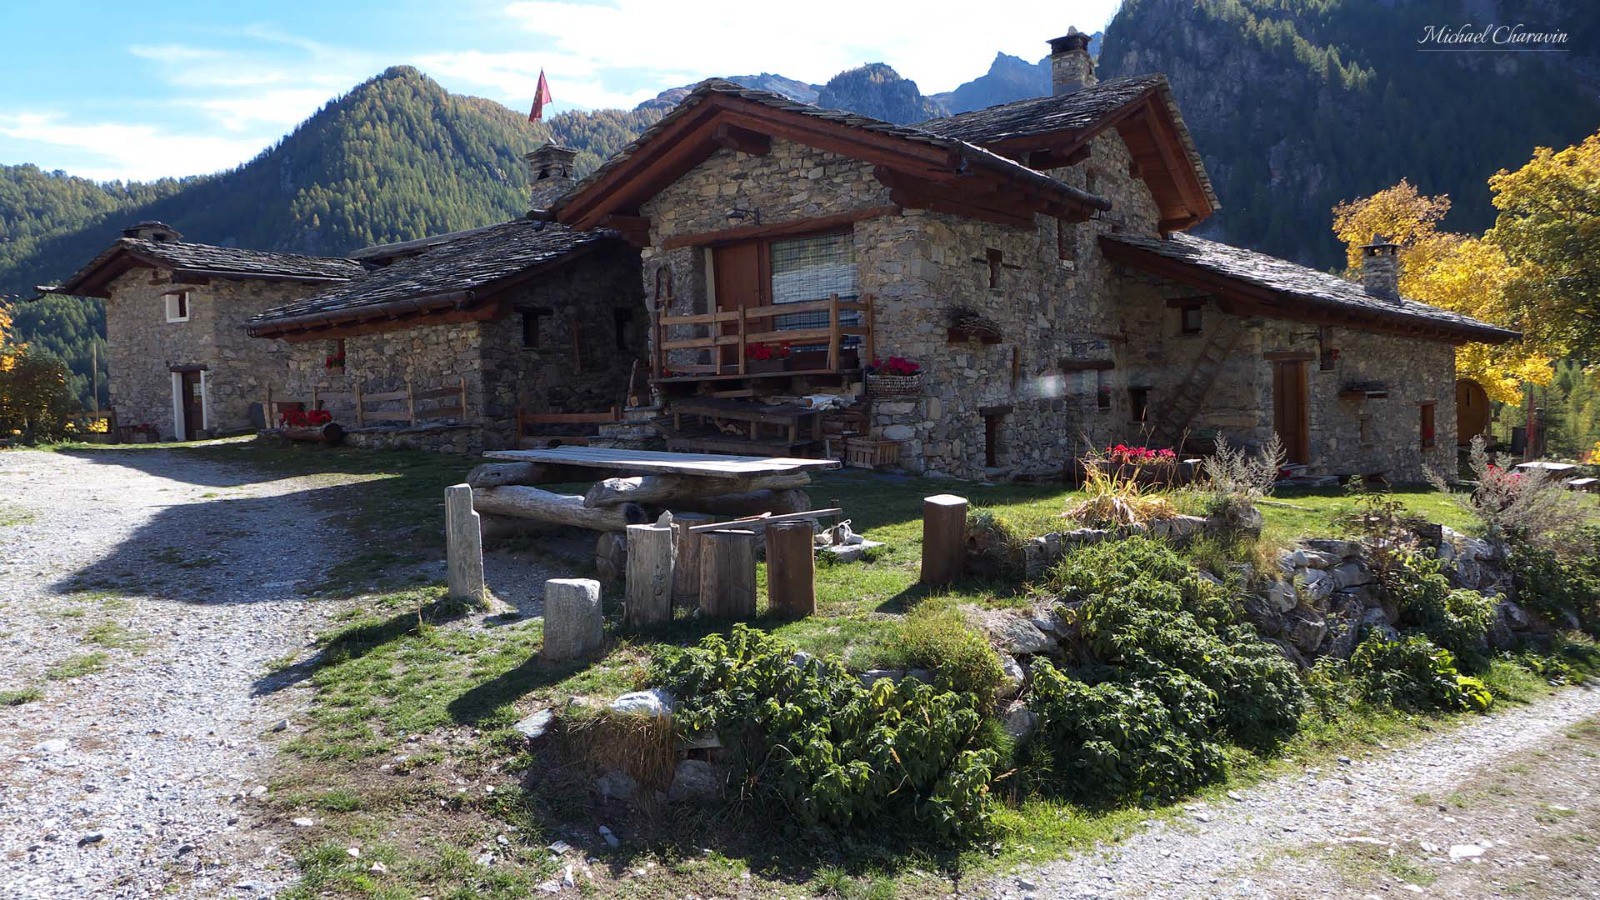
1064 459 1178 528
562 708 678 790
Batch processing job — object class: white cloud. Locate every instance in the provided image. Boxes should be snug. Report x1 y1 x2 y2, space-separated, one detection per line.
500 0 1121 94
0 112 266 181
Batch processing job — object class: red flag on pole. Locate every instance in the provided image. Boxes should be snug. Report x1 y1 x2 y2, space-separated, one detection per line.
529 70 553 122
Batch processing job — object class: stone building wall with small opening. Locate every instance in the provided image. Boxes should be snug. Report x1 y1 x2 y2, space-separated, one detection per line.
105 268 310 439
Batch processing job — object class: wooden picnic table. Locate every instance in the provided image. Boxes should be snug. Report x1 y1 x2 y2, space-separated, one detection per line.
483 445 840 479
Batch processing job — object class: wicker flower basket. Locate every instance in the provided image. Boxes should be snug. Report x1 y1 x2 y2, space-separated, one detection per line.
866 372 924 398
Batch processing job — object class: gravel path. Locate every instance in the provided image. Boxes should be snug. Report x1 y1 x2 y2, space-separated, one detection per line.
972 683 1600 900
0 448 357 899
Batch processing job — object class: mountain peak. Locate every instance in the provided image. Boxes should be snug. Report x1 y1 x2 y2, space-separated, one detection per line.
817 63 944 124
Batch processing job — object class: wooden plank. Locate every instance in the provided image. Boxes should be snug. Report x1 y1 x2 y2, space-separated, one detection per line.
520 411 623 425
688 508 842 533
484 446 839 477
363 390 409 402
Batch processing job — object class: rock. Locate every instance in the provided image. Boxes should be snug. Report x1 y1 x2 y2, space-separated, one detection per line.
972 609 1057 655
370 861 388 874
1299 568 1336 604
1284 610 1328 654
291 817 314 828
1267 580 1298 614
1449 844 1487 860
679 730 723 750
1359 607 1398 643
791 651 815 668
270 719 289 733
1322 597 1369 659
667 760 721 803
34 738 68 754
998 654 1026 700
543 578 605 663
514 709 555 741
598 825 620 848
594 770 637 802
1291 549 1339 569
1336 584 1380 609
1500 601 1532 630
1331 561 1374 590
1304 538 1362 559
548 840 572 854
860 669 903 686
820 539 884 563
1002 702 1038 741
77 831 105 847
609 688 675 718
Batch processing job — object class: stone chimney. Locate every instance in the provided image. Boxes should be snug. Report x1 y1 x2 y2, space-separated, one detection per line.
526 143 578 211
1048 27 1097 95
1360 234 1402 301
122 221 183 243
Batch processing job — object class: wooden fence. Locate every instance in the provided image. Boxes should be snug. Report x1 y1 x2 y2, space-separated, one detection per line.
653 293 875 379
265 375 468 428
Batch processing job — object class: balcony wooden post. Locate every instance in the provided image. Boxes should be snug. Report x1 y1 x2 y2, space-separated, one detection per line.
827 293 841 372
737 307 748 374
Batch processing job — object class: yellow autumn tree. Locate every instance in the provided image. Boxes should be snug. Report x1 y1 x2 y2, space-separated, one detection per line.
1331 181 1554 403
0 300 16 373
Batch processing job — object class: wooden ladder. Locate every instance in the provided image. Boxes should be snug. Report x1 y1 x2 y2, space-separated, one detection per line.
1152 325 1245 449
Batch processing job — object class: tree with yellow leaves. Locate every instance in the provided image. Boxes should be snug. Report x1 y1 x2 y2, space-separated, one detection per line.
1332 181 1554 403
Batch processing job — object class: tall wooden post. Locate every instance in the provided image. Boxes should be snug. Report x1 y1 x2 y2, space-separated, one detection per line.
445 484 486 605
699 529 757 619
766 522 815 618
919 494 968 586
624 523 675 629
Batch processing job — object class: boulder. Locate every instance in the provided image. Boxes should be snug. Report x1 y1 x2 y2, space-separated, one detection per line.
1499 600 1533 631
542 578 605 664
1267 580 1298 614
1331 561 1374 590
1335 584 1381 610
667 760 722 803
610 688 675 718
970 608 1057 656
1291 549 1340 570
1304 538 1362 559
514 709 555 742
1359 606 1398 643
1002 703 1038 742
594 770 638 802
860 669 903 686
1299 568 1336 605
998 654 1026 701
1284 610 1329 655
1321 597 1369 659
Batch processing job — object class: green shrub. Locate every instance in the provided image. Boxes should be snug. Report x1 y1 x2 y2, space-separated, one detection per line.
1509 530 1600 635
894 605 1005 704
1349 633 1489 712
1382 550 1496 668
1051 537 1239 631
1027 660 1224 806
653 625 999 844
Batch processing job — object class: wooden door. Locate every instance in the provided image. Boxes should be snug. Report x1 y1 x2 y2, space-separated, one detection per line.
179 370 203 441
1272 360 1310 464
712 243 764 371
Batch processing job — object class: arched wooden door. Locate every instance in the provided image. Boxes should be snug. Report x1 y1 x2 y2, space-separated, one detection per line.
1456 379 1490 445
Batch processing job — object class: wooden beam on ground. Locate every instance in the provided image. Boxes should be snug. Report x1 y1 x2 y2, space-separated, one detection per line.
674 487 812 518
472 486 647 532
466 461 572 488
687 507 843 533
624 523 675 629
699 529 757 619
765 522 815 618
919 494 968 585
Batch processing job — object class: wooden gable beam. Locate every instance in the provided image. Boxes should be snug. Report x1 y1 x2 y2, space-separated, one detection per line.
1025 145 1090 171
874 167 1034 229
712 123 770 156
660 205 901 250
598 214 651 247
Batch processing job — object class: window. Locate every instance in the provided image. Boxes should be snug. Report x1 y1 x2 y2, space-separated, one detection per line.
985 248 1003 289
1129 387 1151 423
164 291 189 322
1420 402 1436 450
1095 369 1112 411
521 308 551 348
1180 304 1203 335
1318 327 1338 371
768 232 859 333
1057 219 1077 264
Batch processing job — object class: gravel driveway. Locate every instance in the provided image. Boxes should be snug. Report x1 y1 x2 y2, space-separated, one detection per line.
0 448 356 899
972 684 1600 900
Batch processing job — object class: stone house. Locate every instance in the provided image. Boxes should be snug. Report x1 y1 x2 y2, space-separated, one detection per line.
246 146 646 452
51 221 364 440
548 28 1516 482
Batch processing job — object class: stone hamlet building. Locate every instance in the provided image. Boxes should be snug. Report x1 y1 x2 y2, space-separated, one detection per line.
51 222 364 440
545 26 1516 482
245 145 646 453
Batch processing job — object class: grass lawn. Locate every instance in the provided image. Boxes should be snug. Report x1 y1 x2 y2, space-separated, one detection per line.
90 440 1590 899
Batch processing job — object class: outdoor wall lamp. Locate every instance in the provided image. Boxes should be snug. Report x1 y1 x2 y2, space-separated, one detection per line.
726 207 761 225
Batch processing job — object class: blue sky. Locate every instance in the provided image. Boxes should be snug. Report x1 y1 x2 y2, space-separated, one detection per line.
0 0 1121 182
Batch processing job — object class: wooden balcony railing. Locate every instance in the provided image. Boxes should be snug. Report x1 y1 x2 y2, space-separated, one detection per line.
652 293 876 382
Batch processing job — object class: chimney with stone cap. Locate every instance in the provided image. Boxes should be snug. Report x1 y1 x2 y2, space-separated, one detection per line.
1048 27 1097 95
526 143 578 212
1359 234 1401 302
122 221 183 243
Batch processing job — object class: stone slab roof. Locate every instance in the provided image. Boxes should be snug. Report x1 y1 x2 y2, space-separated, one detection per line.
916 74 1218 211
57 237 363 297
1103 232 1519 343
248 218 613 334
554 78 1111 221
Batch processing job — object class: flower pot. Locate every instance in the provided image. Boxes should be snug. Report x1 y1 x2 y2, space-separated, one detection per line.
866 372 923 398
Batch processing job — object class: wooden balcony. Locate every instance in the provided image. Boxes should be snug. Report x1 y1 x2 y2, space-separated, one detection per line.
651 293 875 384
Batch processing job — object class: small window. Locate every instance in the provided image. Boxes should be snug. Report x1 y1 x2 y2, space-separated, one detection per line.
986 248 1003 289
1318 327 1337 371
1056 220 1076 263
1129 387 1151 423
521 308 551 348
1096 370 1112 411
164 291 189 322
1420 402 1436 450
1180 305 1203 335
613 308 631 351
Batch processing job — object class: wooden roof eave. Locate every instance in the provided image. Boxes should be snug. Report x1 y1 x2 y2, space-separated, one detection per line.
1099 236 1517 346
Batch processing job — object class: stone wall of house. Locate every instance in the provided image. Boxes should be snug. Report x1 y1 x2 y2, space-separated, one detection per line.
634 130 1179 479
282 320 487 432
479 243 646 448
1113 270 1459 482
105 268 310 439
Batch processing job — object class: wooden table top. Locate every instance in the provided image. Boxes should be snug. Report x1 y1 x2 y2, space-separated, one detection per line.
484 445 841 478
